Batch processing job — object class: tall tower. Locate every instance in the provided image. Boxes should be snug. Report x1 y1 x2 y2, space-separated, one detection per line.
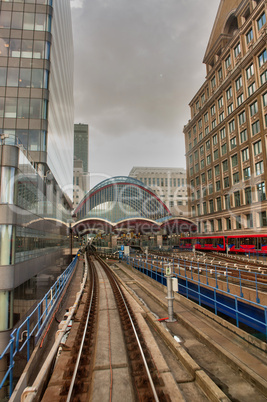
74 123 89 173
0 0 74 356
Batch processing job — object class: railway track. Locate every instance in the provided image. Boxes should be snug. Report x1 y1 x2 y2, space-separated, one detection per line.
42 250 170 401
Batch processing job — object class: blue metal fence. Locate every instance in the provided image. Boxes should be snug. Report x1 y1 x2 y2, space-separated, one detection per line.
124 255 267 340
0 255 78 398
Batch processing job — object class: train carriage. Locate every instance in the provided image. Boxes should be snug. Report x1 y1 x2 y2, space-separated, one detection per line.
227 235 267 254
179 236 226 252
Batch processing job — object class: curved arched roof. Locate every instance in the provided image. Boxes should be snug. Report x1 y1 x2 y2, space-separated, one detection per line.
74 176 172 223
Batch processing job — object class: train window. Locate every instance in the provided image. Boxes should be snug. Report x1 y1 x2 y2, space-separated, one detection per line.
261 237 267 246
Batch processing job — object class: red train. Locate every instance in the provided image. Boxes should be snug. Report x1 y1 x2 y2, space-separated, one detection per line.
179 234 267 254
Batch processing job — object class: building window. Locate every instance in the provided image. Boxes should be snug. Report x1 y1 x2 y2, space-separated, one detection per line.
213 133 218 145
259 211 267 227
199 132 203 141
209 183 213 195
234 42 241 57
260 70 267 85
224 176 230 188
258 49 267 68
218 96 224 108
234 191 241 207
243 166 251 180
206 154 211 165
201 159 204 169
219 111 225 123
251 120 260 135
214 149 219 161
211 76 216 88
246 28 253 45
254 140 262 155
195 163 199 173
229 119 235 133
204 112 209 122
193 125 196 134
246 63 254 79
218 68 223 81
196 176 200 186
220 127 226 139
235 75 242 91
200 145 204 155
230 137 237 149
227 103 233 115
209 199 214 213
201 93 205 104
211 119 216 129
203 202 207 214
206 140 210 150
216 180 221 192
194 150 199 161
242 147 249 162
224 194 230 209
205 126 209 136
222 159 228 172
257 12 266 30
214 164 220 176
226 217 231 230
226 86 232 100
240 129 247 143
237 94 244 106
198 119 203 129
217 218 222 231
201 172 205 183
239 110 246 125
257 182 266 201
250 100 258 117
245 187 252 204
248 82 255 96
207 169 212 180
263 92 267 107
255 160 264 175
236 215 242 229
221 143 227 155
233 172 239 184
210 105 215 117
217 197 222 211
246 214 253 228
225 54 231 69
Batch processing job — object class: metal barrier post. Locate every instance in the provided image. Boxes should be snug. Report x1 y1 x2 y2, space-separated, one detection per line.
27 318 30 361
255 273 260 303
165 264 176 323
235 297 239 328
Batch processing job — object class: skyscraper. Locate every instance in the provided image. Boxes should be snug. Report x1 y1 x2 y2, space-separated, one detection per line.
74 123 89 174
183 0 267 235
0 0 74 352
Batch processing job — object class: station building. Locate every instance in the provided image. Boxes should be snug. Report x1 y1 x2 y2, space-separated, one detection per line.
129 166 188 217
0 0 74 350
183 0 267 235
73 176 196 248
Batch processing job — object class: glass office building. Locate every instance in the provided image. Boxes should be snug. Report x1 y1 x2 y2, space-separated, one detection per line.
0 0 74 352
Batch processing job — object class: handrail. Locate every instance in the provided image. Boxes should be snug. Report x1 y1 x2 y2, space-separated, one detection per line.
20 254 88 402
125 254 267 339
0 254 79 398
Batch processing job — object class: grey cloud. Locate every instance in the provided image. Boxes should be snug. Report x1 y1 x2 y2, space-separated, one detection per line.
71 0 220 182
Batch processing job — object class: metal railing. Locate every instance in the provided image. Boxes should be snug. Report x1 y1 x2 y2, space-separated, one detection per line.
0 254 78 398
124 255 267 340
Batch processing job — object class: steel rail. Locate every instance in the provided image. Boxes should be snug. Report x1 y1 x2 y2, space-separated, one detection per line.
66 259 97 402
99 257 160 402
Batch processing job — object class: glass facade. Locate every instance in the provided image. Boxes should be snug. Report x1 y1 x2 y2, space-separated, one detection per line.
0 0 74 344
0 0 74 197
76 176 172 223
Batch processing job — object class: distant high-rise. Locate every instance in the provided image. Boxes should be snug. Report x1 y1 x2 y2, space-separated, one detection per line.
183 0 267 235
74 123 89 173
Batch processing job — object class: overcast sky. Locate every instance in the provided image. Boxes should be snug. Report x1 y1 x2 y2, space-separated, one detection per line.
70 0 221 189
